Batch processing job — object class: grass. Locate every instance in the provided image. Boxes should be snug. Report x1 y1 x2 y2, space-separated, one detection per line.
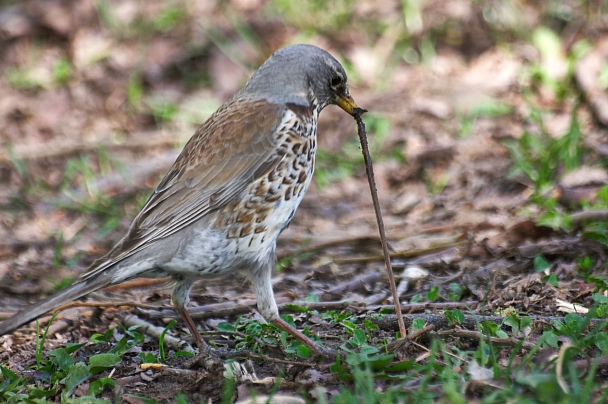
2 292 608 402
1 319 142 402
506 103 608 247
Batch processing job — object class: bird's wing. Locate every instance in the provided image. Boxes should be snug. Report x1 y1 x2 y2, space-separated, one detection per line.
82 98 292 280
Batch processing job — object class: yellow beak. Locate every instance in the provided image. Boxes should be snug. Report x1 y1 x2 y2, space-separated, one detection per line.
336 93 359 116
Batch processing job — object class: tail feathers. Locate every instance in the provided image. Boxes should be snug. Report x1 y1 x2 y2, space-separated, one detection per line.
0 270 115 336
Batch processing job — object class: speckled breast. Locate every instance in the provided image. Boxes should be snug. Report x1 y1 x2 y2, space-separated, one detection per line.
216 106 318 258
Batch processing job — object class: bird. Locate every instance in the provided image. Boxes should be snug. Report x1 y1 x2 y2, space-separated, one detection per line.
0 44 360 358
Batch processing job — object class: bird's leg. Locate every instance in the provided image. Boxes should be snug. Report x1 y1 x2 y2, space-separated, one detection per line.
175 306 209 353
171 280 209 353
252 265 333 358
172 280 228 369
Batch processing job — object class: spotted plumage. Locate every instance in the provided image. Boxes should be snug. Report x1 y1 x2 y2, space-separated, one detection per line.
0 44 360 358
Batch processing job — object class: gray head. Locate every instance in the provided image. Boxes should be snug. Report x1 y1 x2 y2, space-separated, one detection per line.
239 44 358 115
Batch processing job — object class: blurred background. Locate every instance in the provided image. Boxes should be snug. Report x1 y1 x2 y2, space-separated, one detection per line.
1 0 606 289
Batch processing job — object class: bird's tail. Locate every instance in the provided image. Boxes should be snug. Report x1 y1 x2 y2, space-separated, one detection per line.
0 269 116 336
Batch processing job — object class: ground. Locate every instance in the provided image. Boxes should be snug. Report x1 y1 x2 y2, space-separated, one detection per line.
1 1 608 403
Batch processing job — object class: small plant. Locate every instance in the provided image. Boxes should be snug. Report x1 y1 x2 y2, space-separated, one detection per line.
457 99 512 138
426 286 440 301
506 107 584 200
445 309 465 326
53 57 72 86
534 255 558 287
158 320 176 362
506 106 608 248
1 322 144 401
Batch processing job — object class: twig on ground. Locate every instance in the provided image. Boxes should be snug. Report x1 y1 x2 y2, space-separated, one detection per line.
369 301 478 313
158 299 365 320
317 272 385 298
277 235 382 259
436 329 537 350
247 352 315 367
0 300 164 322
387 325 435 353
333 241 467 265
570 210 608 226
122 314 195 353
572 355 608 370
374 313 606 333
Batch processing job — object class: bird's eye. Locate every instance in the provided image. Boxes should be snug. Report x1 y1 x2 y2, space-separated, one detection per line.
330 75 343 87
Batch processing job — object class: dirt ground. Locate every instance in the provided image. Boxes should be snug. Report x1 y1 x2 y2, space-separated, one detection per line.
1 0 608 402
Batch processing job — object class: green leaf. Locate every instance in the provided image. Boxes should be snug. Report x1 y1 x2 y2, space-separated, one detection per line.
217 322 235 332
245 321 263 335
62 362 90 396
284 303 309 313
593 293 608 304
412 318 425 331
175 350 195 358
537 211 570 231
503 315 520 331
480 321 498 336
597 185 608 204
426 286 439 301
0 366 22 394
138 352 157 364
368 354 395 371
90 327 114 344
302 293 320 302
341 320 357 333
533 255 551 272
448 283 465 301
175 392 189 404
353 329 366 345
363 319 379 331
516 371 555 389
280 315 296 327
159 320 176 362
49 348 75 372
532 27 562 61
122 395 159 404
496 330 508 339
296 344 311 359
89 353 121 369
564 313 586 333
386 359 416 372
578 256 594 272
445 309 464 325
542 273 558 287
88 377 116 396
595 332 608 353
583 229 608 246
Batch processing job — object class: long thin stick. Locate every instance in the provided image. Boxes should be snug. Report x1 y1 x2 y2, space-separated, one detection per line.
353 108 407 340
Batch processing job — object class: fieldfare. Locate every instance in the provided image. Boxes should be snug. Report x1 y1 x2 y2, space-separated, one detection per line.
0 44 360 358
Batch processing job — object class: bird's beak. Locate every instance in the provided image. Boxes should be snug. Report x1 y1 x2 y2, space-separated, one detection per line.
336 93 359 116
